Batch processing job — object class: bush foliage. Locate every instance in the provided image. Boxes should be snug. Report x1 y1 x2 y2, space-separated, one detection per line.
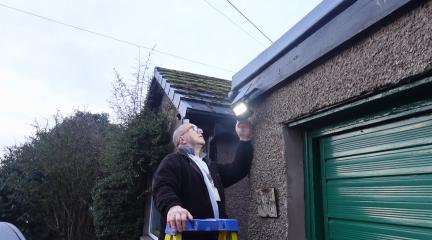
0 110 171 240
0 57 169 240
0 112 110 240
91 111 171 240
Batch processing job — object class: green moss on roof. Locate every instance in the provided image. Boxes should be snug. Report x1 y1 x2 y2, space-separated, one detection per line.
155 67 232 106
157 67 230 88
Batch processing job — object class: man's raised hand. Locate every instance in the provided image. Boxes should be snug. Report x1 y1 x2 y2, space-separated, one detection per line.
236 120 252 141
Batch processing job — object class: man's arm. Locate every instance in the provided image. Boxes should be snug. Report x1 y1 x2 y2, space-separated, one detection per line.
152 154 193 232
217 121 253 188
217 140 253 188
152 154 183 214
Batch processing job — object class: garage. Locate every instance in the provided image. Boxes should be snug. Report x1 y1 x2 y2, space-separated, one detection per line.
321 113 432 239
304 81 432 240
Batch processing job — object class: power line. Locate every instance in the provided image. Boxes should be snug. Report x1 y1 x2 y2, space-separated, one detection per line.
202 0 267 47
225 0 273 43
0 2 234 73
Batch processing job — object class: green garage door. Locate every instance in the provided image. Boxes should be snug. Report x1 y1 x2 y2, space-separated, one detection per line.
319 113 432 239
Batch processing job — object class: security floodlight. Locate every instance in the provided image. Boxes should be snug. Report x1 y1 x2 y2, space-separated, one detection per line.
232 101 253 120
233 102 248 116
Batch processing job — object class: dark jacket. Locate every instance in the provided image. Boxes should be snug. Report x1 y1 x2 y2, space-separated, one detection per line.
152 141 253 240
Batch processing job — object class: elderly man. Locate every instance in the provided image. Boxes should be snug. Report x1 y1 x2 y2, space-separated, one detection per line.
152 121 252 240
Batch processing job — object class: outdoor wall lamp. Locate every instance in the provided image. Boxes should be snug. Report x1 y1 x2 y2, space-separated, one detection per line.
229 83 259 120
232 102 247 116
232 101 253 120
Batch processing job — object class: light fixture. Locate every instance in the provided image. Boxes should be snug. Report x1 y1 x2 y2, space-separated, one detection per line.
233 102 248 116
232 101 253 120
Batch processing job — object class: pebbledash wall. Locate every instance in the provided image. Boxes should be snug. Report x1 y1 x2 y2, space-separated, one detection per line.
242 1 432 239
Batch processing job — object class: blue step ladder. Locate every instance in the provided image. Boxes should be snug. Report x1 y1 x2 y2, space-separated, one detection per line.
164 219 239 240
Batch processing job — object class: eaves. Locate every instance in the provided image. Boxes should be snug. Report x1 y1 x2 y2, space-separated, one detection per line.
154 69 234 119
231 0 413 104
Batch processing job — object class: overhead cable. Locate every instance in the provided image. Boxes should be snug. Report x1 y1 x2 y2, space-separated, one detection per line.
203 0 267 47
0 2 234 73
225 0 273 43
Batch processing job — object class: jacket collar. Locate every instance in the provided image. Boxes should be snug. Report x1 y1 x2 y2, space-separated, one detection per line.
176 147 209 179
177 147 207 159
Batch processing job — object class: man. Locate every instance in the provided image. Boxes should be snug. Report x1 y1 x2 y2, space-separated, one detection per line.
152 121 253 240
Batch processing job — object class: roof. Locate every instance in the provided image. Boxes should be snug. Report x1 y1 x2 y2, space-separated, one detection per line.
232 0 346 89
231 0 411 104
153 67 234 118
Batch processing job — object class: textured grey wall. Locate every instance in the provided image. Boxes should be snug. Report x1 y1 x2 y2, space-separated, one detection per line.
247 1 432 239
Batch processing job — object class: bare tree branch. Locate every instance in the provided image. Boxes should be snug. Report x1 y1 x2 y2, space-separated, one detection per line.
109 47 155 123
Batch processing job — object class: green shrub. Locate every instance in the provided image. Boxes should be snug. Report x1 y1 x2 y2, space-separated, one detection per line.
91 111 172 240
0 112 110 240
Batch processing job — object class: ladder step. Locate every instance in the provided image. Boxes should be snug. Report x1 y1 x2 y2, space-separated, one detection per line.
164 219 239 240
164 219 239 235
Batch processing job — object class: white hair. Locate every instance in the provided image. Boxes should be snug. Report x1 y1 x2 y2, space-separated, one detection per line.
172 123 191 148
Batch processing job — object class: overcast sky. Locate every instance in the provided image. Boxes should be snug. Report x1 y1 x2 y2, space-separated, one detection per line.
0 0 321 152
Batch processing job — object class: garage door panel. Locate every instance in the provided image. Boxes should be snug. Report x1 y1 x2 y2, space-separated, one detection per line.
326 174 432 228
329 219 432 240
327 175 432 203
321 116 432 159
328 200 432 228
319 114 432 239
326 145 432 179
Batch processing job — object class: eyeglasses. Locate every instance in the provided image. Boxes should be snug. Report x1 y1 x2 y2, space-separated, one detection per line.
189 124 203 133
177 124 203 146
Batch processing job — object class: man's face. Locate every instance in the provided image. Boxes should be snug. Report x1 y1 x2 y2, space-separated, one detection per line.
180 124 205 147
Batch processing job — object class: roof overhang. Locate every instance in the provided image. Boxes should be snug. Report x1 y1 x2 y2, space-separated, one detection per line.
153 69 234 119
231 0 412 105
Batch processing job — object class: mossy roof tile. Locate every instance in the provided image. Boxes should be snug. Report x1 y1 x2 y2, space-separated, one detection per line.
155 67 232 106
